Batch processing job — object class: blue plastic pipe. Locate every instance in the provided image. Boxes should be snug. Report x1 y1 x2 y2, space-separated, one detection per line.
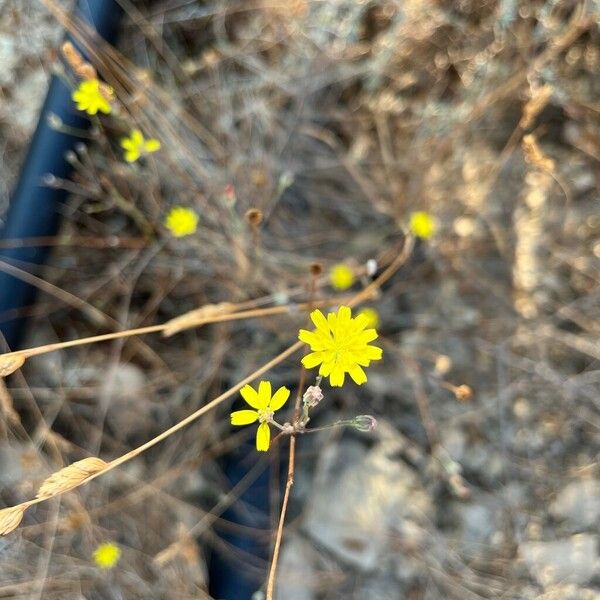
0 1 122 349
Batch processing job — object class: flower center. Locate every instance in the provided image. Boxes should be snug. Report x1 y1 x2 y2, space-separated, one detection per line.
258 409 274 423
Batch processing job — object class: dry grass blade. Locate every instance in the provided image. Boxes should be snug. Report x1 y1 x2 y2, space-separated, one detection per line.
0 353 26 378
36 457 108 499
162 302 237 337
0 505 27 536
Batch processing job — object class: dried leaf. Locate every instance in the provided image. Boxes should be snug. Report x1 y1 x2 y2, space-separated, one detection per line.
0 505 27 536
162 302 236 337
0 353 26 378
36 457 108 499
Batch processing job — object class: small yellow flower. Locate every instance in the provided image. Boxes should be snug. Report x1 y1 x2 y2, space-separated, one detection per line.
231 381 290 451
299 306 382 387
120 129 161 163
164 206 199 238
409 211 436 239
357 307 379 329
329 263 355 291
93 542 121 569
72 79 113 115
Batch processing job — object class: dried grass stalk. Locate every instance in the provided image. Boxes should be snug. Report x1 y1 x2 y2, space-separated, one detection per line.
522 134 555 173
162 302 236 337
36 457 108 499
0 353 26 378
0 379 21 425
0 505 27 536
520 83 553 129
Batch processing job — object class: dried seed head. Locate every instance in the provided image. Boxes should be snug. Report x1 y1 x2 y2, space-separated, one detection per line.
454 384 473 402
309 262 323 276
0 353 26 378
245 208 263 227
61 41 97 80
434 355 452 376
0 505 27 536
36 457 108 499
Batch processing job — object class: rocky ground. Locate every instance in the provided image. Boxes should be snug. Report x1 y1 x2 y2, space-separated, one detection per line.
1 1 598 599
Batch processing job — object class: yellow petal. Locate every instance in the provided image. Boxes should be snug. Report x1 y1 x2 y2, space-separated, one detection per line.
131 129 144 145
124 149 139 163
256 422 271 451
231 410 259 426
348 364 367 385
309 309 328 332
144 139 161 152
257 381 271 409
364 345 383 360
301 351 324 369
269 386 290 411
98 100 111 114
327 311 337 333
330 366 345 387
240 384 261 409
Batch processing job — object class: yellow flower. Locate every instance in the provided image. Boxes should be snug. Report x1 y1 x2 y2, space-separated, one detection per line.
330 263 355 291
93 542 121 569
120 129 161 163
409 211 436 239
299 306 382 387
231 381 290 451
357 307 379 329
164 206 199 237
72 79 113 115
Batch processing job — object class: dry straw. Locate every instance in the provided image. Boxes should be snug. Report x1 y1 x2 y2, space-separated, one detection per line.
36 457 108 499
0 505 27 536
0 353 26 377
162 302 236 337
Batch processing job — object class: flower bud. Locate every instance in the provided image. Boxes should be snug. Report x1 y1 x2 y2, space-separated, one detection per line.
353 415 378 432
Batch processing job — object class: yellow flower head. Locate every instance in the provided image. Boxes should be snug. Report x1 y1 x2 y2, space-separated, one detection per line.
120 129 161 163
164 206 199 238
93 542 121 569
409 211 436 239
330 263 355 291
231 381 290 451
357 307 380 329
72 79 113 115
299 306 382 387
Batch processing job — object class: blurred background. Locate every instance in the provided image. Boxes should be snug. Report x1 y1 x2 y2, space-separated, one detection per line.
0 1 598 598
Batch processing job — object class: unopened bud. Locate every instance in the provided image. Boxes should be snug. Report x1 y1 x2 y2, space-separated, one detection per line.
278 171 294 192
366 259 378 277
353 415 378 432
222 184 236 206
303 385 323 408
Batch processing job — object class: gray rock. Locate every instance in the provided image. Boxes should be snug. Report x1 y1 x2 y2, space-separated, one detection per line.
275 534 317 600
302 422 432 572
456 500 497 546
519 534 599 586
550 479 600 531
